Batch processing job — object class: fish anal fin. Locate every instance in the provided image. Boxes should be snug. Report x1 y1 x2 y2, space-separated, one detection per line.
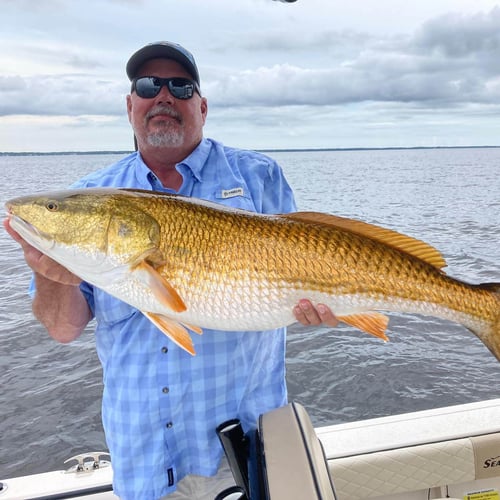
282 212 446 269
144 312 196 355
134 261 187 313
338 312 390 341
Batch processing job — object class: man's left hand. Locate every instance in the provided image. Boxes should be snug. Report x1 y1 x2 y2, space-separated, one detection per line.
293 299 339 327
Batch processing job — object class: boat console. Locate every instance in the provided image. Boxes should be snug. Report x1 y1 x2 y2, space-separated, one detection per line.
216 401 338 499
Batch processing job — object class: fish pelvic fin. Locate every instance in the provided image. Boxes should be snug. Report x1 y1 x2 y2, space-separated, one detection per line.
134 261 187 313
283 212 447 269
144 312 197 355
337 312 390 341
182 322 203 335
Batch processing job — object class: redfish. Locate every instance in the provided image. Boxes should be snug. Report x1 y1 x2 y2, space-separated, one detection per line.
6 188 500 357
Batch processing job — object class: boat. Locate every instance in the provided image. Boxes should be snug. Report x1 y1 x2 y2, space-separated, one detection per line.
2 398 500 499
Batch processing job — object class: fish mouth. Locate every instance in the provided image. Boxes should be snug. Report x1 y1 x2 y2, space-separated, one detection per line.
7 214 55 251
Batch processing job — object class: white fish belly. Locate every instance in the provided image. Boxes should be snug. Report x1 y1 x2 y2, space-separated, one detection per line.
64 258 485 336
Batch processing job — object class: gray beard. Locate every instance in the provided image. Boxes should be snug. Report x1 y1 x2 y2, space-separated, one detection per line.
144 105 184 147
146 129 184 148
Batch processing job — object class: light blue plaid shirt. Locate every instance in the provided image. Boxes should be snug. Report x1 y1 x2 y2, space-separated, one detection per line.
71 138 297 500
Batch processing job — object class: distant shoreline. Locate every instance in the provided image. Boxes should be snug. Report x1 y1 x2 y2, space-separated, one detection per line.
1 145 500 156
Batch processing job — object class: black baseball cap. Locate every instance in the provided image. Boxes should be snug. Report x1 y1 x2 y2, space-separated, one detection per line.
126 41 200 85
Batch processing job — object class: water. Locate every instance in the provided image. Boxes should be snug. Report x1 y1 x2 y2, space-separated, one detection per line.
1 148 499 478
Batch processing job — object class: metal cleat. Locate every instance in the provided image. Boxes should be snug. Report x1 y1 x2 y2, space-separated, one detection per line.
64 452 111 473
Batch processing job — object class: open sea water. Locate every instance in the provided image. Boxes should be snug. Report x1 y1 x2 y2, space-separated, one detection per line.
0 147 499 478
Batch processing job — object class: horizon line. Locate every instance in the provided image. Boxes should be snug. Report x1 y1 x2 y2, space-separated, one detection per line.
1 144 500 156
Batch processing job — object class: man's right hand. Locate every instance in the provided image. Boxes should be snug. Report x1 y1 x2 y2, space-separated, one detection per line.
3 217 82 286
3 217 92 343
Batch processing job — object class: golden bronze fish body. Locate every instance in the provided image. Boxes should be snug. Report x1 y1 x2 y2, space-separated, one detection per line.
5 188 500 357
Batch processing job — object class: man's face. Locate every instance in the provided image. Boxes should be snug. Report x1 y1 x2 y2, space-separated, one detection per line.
127 58 207 150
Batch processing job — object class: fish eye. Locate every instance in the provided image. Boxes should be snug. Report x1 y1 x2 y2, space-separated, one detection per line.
46 201 59 211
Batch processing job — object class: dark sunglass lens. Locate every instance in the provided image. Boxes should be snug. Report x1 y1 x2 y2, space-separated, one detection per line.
135 77 161 98
133 77 196 99
168 78 194 99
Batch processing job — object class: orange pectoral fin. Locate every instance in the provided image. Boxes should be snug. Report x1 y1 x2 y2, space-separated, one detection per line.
144 312 196 355
134 261 186 313
337 312 390 341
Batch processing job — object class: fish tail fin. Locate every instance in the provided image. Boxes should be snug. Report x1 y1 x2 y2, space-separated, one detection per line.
492 287 500 360
476 283 500 361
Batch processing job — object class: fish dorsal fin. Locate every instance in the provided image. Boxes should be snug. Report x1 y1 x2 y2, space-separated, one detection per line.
283 212 447 269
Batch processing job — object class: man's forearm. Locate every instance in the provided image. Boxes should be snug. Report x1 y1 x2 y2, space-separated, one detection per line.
32 273 92 343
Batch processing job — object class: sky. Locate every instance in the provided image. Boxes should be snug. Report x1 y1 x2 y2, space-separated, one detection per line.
2 0 500 152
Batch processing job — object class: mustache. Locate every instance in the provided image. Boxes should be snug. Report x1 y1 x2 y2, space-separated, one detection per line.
145 105 182 124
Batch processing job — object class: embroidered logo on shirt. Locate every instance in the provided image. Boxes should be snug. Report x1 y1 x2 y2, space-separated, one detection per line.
221 187 244 199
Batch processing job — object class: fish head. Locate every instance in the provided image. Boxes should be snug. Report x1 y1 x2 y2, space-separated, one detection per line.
5 188 163 282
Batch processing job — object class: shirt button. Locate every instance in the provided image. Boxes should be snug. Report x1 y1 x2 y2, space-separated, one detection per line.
166 422 173 429
162 387 170 394
161 347 168 354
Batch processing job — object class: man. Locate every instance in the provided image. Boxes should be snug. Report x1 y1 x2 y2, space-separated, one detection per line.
4 42 337 499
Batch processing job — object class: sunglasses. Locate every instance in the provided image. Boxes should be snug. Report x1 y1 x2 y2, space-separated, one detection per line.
131 76 201 100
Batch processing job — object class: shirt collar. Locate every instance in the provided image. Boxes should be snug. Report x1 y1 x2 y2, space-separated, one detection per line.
134 138 212 188
133 152 156 188
176 138 211 182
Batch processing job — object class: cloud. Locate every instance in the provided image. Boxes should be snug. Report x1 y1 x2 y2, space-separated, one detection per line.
203 7 500 110
0 74 128 116
2 1 500 150
413 6 500 59
218 27 374 56
13 41 105 73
